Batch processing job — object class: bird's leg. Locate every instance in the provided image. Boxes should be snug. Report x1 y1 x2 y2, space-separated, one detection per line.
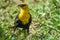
23 28 29 38
27 28 29 35
13 23 18 32
14 26 16 32
23 28 26 37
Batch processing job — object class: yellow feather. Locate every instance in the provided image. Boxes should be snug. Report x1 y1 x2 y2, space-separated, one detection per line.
18 7 30 24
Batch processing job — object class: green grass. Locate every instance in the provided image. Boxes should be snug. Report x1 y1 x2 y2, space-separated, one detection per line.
0 0 60 40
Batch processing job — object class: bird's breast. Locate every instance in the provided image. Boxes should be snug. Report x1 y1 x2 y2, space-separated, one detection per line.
18 13 30 25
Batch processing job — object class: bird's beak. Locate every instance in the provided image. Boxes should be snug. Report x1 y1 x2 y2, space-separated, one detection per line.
18 4 23 7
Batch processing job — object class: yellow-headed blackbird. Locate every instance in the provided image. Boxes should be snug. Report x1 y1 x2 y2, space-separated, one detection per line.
13 3 32 34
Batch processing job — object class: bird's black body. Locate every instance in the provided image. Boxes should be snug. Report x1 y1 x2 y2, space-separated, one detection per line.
14 14 31 33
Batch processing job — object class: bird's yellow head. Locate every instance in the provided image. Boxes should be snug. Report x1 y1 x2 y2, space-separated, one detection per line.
18 3 29 10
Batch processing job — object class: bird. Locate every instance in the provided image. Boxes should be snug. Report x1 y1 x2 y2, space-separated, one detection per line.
13 2 32 35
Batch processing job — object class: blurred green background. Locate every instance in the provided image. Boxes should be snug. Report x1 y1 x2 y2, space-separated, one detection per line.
0 0 60 40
